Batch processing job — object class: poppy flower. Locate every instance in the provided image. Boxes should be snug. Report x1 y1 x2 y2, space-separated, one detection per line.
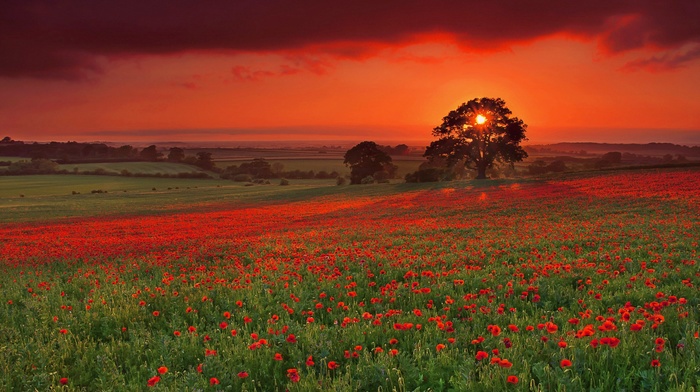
274 353 283 361
147 376 160 387
507 375 519 384
59 377 68 385
436 344 446 352
287 368 300 382
328 361 339 369
476 351 489 361
210 377 220 385
651 359 661 367
157 366 168 374
560 359 572 367
238 371 248 378
306 356 315 366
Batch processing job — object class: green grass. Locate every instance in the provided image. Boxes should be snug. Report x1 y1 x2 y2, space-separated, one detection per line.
0 175 356 223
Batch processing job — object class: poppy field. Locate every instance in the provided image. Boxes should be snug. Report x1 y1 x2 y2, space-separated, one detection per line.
1 169 699 391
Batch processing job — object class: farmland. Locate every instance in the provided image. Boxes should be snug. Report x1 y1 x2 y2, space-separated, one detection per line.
1 168 699 391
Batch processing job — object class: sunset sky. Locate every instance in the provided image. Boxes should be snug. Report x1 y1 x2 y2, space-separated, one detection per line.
1 1 699 145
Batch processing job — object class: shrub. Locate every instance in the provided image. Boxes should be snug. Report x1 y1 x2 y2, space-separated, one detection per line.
280 179 290 186
336 177 347 186
360 175 375 184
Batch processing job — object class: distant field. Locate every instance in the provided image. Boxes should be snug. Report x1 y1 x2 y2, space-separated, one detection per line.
0 175 370 222
58 161 207 175
215 158 423 177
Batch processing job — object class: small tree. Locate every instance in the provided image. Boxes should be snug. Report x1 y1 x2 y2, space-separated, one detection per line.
168 147 185 162
426 97 528 179
344 141 394 184
140 145 163 161
195 152 214 170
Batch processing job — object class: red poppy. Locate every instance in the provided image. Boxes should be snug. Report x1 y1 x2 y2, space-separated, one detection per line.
436 343 446 352
507 375 519 384
147 376 160 387
560 359 572 367
651 359 661 367
210 377 220 385
274 353 283 361
287 368 300 382
157 366 168 374
238 371 248 378
328 361 339 369
59 377 68 385
476 351 489 361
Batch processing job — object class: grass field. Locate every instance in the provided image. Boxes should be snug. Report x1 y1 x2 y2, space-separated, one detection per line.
1 168 699 390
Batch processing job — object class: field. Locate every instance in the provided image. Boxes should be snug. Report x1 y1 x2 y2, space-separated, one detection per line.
1 168 699 391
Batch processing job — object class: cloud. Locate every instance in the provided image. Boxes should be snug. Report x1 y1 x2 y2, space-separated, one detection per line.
621 44 700 72
1 0 698 80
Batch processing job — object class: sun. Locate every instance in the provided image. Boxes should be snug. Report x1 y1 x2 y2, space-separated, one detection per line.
475 114 487 124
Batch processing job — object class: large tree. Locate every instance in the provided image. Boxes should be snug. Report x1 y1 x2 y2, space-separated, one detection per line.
426 97 528 179
344 141 394 184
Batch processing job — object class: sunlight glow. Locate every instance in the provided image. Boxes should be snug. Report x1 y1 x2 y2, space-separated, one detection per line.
475 114 487 124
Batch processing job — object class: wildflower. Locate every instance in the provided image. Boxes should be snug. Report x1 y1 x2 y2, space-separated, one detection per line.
476 351 489 360
389 349 399 356
210 377 220 385
287 368 300 382
389 338 398 345
306 356 315 366
274 353 283 361
219 321 228 329
560 359 572 368
147 376 160 387
651 359 661 367
197 363 203 373
328 361 339 369
173 330 181 337
223 311 231 319
157 366 168 374
59 329 68 334
152 311 160 317
59 377 68 385
558 340 568 348
499 359 513 368
238 371 248 378
507 375 519 384
436 343 446 352
286 334 297 343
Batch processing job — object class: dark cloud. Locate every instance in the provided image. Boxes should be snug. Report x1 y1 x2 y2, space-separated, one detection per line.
2 0 698 79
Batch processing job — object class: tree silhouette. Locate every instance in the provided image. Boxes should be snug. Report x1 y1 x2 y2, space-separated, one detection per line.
426 97 528 179
168 147 185 162
344 141 394 184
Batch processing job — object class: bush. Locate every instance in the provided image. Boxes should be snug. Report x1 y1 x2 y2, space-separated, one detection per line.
360 175 375 184
336 177 347 186
280 179 290 186
405 168 445 183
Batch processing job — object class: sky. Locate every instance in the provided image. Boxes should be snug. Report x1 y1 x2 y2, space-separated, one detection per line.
1 0 699 145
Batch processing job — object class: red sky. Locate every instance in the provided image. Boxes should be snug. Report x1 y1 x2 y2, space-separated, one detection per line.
1 1 699 145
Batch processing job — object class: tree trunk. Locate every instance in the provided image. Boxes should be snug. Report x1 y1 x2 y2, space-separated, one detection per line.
476 164 487 180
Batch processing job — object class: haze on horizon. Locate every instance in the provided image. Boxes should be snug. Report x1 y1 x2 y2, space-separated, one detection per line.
1 1 699 146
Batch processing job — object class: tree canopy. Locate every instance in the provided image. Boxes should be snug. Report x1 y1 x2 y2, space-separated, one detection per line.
426 97 528 179
344 141 394 184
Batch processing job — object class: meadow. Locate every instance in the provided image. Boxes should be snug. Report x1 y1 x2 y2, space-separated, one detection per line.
0 168 698 391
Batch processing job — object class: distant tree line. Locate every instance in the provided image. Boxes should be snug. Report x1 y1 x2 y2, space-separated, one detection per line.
220 158 341 182
0 138 216 172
